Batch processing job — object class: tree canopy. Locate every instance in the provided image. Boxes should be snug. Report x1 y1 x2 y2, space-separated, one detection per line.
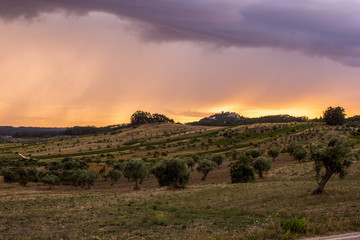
323 106 346 126
130 111 174 125
310 137 353 194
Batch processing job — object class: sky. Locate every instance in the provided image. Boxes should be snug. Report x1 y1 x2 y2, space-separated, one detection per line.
0 0 360 127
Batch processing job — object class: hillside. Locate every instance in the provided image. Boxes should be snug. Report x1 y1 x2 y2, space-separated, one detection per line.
0 122 360 239
190 112 309 126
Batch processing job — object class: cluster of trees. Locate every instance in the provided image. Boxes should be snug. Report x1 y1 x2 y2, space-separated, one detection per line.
229 149 272 183
130 111 174 125
1 134 355 195
191 112 308 126
323 106 346 126
0 158 97 189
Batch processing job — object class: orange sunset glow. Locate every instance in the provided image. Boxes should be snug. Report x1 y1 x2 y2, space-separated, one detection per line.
1 1 360 127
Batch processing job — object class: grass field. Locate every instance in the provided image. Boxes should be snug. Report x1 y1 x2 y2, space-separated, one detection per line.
0 122 359 239
0 159 359 239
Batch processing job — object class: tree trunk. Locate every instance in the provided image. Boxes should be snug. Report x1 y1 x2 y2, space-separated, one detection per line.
312 171 333 194
134 178 139 190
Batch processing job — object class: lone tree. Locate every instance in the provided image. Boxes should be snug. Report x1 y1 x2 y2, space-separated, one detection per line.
310 137 353 194
323 106 346 126
122 160 149 190
152 158 189 188
267 147 280 161
197 159 216 181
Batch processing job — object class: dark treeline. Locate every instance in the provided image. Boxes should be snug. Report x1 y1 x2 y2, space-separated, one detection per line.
11 124 130 138
0 126 65 137
190 112 309 126
3 110 360 138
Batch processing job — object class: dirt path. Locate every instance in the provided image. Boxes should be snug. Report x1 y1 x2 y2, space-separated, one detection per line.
303 233 360 240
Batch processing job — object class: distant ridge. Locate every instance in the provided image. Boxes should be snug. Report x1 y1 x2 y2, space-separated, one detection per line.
189 112 309 126
0 126 65 137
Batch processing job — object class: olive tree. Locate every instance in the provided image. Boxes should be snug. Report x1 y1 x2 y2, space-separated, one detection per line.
197 159 216 181
267 147 280 162
152 158 189 188
293 146 307 162
186 158 196 171
41 174 60 189
245 149 263 158
122 160 149 190
252 157 271 178
310 137 353 194
229 154 255 183
107 168 122 185
211 154 224 168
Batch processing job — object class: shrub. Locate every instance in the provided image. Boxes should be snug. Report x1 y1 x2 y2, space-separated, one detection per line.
152 158 189 188
197 159 216 181
282 217 307 235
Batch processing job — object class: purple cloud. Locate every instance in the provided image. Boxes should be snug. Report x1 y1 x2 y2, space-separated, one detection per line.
1 0 360 66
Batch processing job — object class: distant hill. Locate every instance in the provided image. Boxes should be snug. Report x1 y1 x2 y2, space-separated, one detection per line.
189 112 309 126
0 126 66 137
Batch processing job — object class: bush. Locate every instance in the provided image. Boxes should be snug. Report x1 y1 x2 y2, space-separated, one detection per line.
229 161 255 183
282 217 307 235
152 158 189 188
197 159 216 181
252 157 271 178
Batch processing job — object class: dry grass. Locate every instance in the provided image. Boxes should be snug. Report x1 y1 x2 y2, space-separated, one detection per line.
1 159 360 239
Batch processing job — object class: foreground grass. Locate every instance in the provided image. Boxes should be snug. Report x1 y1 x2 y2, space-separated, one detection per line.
0 174 359 239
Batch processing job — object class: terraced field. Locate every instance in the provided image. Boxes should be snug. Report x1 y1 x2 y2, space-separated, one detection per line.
0 122 359 239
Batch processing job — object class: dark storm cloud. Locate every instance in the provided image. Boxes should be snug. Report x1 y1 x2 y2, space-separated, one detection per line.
1 0 360 66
